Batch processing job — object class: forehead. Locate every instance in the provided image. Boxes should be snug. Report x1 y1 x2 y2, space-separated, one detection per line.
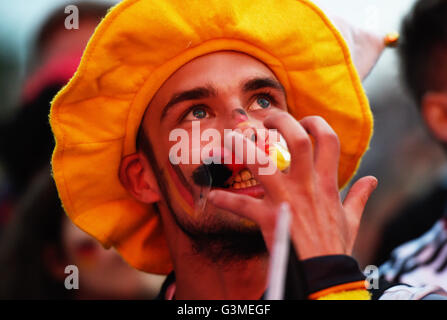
148 51 280 108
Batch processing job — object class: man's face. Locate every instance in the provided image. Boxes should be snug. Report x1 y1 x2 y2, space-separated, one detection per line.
139 51 288 259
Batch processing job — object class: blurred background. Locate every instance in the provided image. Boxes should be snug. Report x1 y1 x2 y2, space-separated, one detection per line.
0 0 166 299
315 0 447 266
0 0 445 298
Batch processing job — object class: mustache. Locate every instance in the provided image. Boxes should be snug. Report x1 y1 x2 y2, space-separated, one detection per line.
191 163 233 188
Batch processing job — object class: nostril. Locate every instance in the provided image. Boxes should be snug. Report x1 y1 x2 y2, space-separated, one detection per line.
234 108 247 116
251 132 257 143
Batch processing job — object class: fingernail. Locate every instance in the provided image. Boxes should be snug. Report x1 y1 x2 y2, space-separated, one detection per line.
372 177 378 189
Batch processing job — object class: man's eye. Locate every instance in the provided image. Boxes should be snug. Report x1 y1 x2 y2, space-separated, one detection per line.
257 97 271 108
248 95 273 111
184 106 209 120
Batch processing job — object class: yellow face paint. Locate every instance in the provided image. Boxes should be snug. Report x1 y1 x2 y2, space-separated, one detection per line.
164 163 196 217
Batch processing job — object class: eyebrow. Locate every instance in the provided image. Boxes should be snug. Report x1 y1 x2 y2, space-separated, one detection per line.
161 85 217 119
160 77 285 120
242 77 285 94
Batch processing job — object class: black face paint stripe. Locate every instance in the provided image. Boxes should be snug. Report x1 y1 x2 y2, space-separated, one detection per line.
171 163 194 196
137 127 177 216
140 133 204 238
137 127 206 239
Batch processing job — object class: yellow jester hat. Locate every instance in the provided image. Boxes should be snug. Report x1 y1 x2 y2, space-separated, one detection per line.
50 0 373 274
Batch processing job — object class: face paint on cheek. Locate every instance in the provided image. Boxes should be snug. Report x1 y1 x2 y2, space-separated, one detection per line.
164 162 199 218
136 130 203 219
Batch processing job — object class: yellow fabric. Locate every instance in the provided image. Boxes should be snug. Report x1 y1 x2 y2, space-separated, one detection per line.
317 290 371 300
49 0 373 274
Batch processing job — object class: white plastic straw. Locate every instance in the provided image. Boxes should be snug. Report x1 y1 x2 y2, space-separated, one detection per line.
265 202 292 300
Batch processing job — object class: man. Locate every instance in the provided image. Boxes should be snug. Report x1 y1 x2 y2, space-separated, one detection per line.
50 0 377 299
378 0 447 292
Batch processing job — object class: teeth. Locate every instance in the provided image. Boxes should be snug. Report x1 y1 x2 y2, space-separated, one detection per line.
230 169 259 189
231 178 259 189
249 179 258 187
240 169 252 181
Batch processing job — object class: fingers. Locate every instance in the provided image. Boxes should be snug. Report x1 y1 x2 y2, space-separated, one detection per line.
264 113 341 191
224 131 286 198
299 116 340 184
263 112 313 176
208 189 264 222
343 176 378 217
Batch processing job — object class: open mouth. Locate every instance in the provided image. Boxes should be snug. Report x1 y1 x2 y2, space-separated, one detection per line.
191 163 260 191
190 139 290 192
227 168 259 189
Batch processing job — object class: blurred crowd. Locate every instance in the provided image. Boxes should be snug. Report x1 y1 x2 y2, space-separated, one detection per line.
0 1 164 299
0 0 447 299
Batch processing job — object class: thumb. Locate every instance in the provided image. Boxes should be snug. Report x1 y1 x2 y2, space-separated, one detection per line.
207 189 262 223
343 176 378 217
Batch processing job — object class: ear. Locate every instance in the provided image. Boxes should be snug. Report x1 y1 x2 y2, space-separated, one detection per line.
119 153 161 203
422 92 447 142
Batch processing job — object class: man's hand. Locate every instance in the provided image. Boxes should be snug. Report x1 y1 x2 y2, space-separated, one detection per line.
207 113 377 260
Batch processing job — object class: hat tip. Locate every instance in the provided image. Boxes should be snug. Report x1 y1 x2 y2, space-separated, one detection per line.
384 31 400 48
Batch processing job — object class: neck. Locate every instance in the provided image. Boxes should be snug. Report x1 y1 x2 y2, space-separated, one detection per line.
160 204 269 299
174 250 268 300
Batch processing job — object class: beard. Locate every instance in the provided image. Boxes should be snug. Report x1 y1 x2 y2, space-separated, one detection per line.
170 204 268 265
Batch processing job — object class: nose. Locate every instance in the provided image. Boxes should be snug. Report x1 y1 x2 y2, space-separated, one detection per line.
231 108 258 143
232 108 248 120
